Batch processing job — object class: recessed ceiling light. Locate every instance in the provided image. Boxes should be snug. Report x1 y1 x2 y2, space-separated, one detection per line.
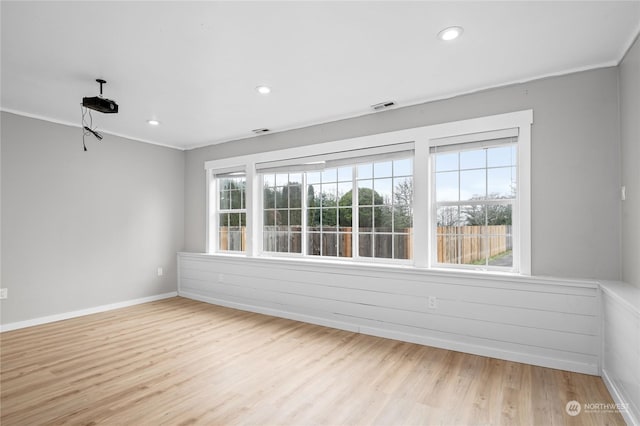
437 26 463 41
256 85 271 95
147 119 160 126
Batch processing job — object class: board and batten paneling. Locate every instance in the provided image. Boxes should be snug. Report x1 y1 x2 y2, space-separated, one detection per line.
601 281 640 426
178 253 601 375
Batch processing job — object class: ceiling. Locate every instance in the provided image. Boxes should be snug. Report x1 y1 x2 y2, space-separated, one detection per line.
1 1 639 150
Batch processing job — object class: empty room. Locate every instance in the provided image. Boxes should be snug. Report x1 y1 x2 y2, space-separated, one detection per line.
1 1 639 425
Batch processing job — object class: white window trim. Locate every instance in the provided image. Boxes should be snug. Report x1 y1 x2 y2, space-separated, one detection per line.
205 110 533 275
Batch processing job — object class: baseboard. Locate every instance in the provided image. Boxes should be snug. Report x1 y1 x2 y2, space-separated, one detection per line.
0 292 178 332
602 368 640 426
179 290 598 375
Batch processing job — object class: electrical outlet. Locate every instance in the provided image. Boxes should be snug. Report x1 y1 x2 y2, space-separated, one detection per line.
427 296 437 310
0 288 7 299
157 267 163 276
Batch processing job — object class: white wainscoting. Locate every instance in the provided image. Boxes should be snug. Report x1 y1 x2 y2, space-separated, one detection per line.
178 253 601 375
601 281 640 426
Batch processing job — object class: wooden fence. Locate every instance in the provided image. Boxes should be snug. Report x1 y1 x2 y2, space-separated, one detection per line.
437 225 512 264
219 227 247 252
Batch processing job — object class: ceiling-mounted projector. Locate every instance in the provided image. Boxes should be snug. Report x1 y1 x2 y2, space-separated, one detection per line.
82 79 118 113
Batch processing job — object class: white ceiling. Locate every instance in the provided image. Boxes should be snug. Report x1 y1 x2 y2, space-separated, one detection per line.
1 1 639 150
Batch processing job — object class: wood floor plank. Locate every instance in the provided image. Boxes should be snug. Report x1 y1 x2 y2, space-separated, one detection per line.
0 297 626 425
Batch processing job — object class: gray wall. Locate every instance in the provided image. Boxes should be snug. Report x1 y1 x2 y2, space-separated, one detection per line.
620 36 640 288
1 112 184 324
185 67 621 281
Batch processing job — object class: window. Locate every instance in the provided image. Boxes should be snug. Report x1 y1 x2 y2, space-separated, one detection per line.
205 110 532 274
356 158 413 260
216 174 246 252
432 137 517 269
260 155 414 261
262 172 303 253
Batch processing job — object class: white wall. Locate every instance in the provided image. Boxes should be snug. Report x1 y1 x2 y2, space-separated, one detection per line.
620 35 640 289
601 282 640 425
179 253 601 375
185 67 621 281
0 112 184 325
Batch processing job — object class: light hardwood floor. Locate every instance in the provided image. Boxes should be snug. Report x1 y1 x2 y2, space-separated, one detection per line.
0 297 625 425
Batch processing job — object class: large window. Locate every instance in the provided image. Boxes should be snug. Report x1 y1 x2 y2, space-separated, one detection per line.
260 156 414 261
206 110 532 274
432 137 516 269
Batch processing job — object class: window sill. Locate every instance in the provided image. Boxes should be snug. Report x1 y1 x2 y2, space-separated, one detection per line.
181 252 598 289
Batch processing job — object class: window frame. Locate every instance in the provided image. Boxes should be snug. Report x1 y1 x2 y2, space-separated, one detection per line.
205 110 532 275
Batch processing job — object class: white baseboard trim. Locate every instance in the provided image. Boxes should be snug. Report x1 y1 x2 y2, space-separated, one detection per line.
179 290 598 375
602 368 640 426
0 292 178 333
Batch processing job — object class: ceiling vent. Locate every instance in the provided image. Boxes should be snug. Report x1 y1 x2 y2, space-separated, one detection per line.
371 101 396 111
252 128 270 134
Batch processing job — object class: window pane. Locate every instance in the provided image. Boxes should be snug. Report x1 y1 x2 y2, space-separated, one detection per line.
321 208 337 229
359 207 373 230
460 169 486 201
461 205 486 226
436 206 459 227
321 184 337 207
263 232 277 252
486 204 512 226
219 190 230 209
337 167 352 182
308 184 321 207
374 161 393 178
230 190 242 209
289 173 302 185
374 234 393 258
357 163 373 179
488 145 515 168
393 206 412 232
394 158 412 176
338 207 352 229
307 172 321 184
307 208 321 230
275 187 288 208
290 209 302 227
263 174 275 187
460 149 486 170
374 206 392 232
276 232 289 253
219 212 230 227
321 168 337 182
289 185 302 208
357 181 373 206
435 172 458 202
359 233 372 257
436 234 459 264
264 210 275 227
308 233 321 255
373 178 392 205
338 233 352 258
290 233 302 254
394 234 412 260
263 187 275 209
459 235 486 265
276 173 288 186
228 232 243 251
488 167 516 199
276 210 288 226
337 182 352 201
435 152 458 172
322 233 338 256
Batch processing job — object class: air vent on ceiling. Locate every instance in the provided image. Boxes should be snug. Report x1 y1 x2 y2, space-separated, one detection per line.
252 128 270 134
371 101 396 111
